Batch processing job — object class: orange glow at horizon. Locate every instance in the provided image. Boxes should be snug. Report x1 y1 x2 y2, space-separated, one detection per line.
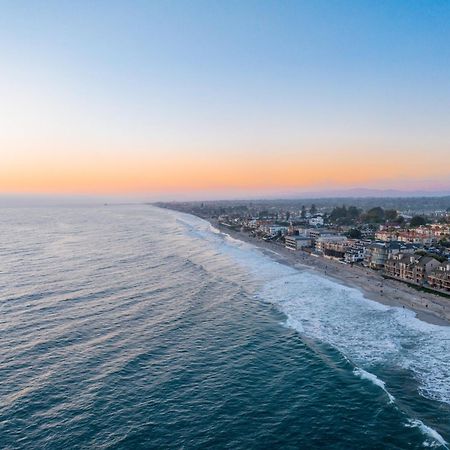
1 1 449 199
2 146 449 195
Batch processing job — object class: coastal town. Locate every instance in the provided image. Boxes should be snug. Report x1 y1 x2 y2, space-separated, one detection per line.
157 199 450 297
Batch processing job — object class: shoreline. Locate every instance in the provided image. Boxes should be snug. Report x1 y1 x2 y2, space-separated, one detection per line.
204 217 450 326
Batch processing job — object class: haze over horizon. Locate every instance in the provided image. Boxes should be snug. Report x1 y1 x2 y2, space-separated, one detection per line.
1 1 449 198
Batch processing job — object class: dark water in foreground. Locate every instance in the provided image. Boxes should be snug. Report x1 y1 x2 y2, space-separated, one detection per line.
0 205 449 449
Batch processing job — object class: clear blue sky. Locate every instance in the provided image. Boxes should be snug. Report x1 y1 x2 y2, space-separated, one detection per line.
1 1 449 198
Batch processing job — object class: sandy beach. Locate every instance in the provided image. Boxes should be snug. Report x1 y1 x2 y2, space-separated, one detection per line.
209 220 450 326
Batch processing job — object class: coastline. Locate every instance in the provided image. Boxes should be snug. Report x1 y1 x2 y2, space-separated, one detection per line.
203 217 450 326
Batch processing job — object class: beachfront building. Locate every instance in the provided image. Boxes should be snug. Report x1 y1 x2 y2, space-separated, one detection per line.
344 240 368 264
384 253 441 286
268 225 289 236
428 262 450 292
364 241 419 270
285 235 312 250
364 242 389 269
315 235 347 254
259 224 289 237
307 229 340 248
321 240 351 260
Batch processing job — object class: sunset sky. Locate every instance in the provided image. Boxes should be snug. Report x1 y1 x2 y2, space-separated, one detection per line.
1 1 449 199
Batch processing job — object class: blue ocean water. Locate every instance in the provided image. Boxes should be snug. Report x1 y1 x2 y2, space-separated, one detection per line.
0 205 449 449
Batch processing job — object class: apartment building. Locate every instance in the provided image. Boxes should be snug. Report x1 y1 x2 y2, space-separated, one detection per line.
285 235 312 250
428 262 450 292
384 253 440 285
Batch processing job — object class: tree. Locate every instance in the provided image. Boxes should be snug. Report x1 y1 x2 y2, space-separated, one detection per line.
348 206 361 219
329 205 361 225
395 215 405 225
439 239 450 248
330 206 347 222
310 204 317 215
301 205 306 219
384 209 398 221
410 216 426 227
364 207 385 223
347 228 362 239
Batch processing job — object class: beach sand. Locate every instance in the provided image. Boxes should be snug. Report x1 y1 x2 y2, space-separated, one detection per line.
210 220 450 326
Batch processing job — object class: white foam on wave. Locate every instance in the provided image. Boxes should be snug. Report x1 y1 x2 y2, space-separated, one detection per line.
174 212 263 257
258 270 450 406
285 315 305 333
173 211 450 408
405 419 448 448
353 368 395 403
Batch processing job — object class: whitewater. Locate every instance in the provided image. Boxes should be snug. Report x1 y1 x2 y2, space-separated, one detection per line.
177 209 450 447
1 204 449 449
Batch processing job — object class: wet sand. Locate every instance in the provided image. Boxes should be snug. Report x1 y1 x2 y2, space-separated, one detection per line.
210 220 450 326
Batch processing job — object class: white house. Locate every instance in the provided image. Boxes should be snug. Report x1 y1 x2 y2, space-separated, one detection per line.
309 214 324 227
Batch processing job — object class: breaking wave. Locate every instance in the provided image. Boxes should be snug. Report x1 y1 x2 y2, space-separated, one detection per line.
353 368 395 404
406 419 448 449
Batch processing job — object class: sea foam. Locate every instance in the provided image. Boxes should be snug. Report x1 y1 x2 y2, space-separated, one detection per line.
406 419 448 449
353 368 395 403
177 214 450 408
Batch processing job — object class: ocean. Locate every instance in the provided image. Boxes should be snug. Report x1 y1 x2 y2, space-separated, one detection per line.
1 204 449 449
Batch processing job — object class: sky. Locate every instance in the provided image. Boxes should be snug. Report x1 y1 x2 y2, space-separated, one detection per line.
1 0 449 200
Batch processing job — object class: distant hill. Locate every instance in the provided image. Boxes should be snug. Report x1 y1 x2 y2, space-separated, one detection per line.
268 188 450 199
